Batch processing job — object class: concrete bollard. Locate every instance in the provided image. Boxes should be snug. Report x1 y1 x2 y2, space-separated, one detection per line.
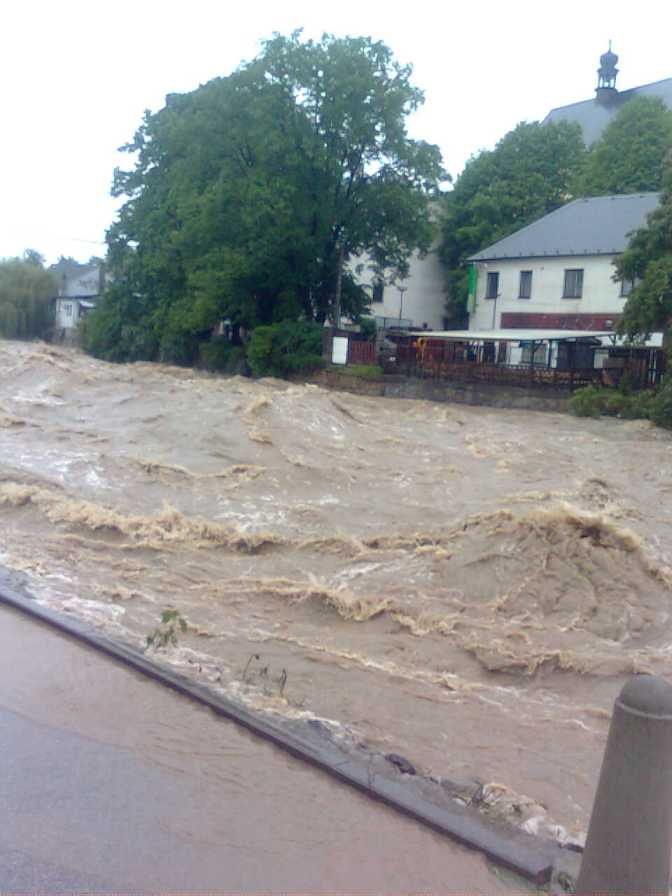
576 675 672 895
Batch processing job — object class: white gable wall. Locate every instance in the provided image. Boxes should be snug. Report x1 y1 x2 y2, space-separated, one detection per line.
355 247 446 330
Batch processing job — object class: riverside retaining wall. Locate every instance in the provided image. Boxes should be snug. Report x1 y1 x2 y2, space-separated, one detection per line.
315 371 571 413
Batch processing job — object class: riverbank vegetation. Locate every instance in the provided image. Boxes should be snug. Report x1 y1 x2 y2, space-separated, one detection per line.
570 378 672 429
83 32 444 366
0 252 56 340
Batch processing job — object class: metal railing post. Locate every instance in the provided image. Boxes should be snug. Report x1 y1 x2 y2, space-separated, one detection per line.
576 675 672 895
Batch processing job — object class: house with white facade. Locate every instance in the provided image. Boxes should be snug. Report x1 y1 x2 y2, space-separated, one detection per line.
50 259 104 338
356 246 446 331
463 192 661 366
352 48 671 337
403 192 663 388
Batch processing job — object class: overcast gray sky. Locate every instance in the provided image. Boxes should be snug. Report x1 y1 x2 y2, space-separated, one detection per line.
2 0 670 263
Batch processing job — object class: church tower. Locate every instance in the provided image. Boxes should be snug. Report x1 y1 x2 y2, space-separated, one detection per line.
596 42 619 103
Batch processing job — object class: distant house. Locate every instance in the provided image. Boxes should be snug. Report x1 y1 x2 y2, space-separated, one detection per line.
387 193 664 387
466 192 660 336
544 45 672 145
50 259 105 338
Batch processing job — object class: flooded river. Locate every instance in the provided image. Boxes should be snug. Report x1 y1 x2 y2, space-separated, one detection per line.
2 340 672 846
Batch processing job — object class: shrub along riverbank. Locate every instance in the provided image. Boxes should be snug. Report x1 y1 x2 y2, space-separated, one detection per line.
570 377 672 429
197 321 326 379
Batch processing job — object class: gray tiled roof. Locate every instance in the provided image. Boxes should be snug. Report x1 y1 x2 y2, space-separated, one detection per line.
468 193 660 262
543 77 672 145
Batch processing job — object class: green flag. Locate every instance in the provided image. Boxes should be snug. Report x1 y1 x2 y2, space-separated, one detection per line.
467 265 478 314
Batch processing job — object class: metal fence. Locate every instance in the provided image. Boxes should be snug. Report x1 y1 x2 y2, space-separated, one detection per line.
389 340 666 391
395 356 604 390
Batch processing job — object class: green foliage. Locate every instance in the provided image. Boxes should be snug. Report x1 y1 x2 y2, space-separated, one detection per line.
358 317 377 341
575 97 672 196
340 363 383 378
605 389 656 419
247 320 324 378
569 384 656 420
617 158 672 341
81 285 159 362
88 31 444 364
650 377 672 429
568 386 609 417
0 252 56 339
145 608 188 650
197 339 247 373
439 121 585 323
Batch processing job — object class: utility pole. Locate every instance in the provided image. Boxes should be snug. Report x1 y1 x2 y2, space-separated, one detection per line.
398 284 408 326
334 241 344 330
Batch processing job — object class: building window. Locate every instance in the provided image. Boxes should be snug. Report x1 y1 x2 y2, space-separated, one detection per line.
521 343 548 367
64 303 72 317
620 278 635 297
485 271 499 299
371 280 384 303
518 270 533 299
563 269 584 298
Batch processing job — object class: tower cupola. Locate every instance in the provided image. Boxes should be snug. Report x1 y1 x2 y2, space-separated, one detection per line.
596 42 619 101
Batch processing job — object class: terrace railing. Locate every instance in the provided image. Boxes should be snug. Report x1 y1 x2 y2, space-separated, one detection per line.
394 353 604 390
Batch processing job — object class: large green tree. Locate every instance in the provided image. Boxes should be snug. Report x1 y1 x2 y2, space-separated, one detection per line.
575 97 672 197
617 156 672 340
0 251 56 339
87 32 444 363
439 121 585 323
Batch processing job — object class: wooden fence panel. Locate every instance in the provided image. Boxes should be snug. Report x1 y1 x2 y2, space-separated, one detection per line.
347 341 377 365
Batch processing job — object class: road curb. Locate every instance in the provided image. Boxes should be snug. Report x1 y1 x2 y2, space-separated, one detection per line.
0 582 561 885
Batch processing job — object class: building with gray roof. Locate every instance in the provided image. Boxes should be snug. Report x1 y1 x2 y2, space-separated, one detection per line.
469 193 660 262
543 46 672 145
466 193 660 336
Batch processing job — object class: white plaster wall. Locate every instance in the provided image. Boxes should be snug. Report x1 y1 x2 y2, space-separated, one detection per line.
469 255 626 330
55 299 80 329
354 247 446 330
62 271 100 297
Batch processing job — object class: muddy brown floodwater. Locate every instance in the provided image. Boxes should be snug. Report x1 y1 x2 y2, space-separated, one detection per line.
1 340 672 849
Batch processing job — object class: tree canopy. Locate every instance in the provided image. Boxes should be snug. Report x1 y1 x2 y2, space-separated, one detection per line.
86 32 445 364
438 121 585 324
617 156 672 340
0 251 56 340
574 97 672 197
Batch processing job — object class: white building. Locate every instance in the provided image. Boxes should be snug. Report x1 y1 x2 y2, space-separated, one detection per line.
356 245 446 331
468 192 658 328
50 259 104 336
460 192 661 367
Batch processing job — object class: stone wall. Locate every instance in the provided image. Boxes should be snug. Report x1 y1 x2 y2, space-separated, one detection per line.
314 370 570 413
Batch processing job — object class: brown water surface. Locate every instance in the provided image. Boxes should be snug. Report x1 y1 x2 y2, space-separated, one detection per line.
2 340 672 843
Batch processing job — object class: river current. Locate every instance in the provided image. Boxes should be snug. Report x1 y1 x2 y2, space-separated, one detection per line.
2 339 672 847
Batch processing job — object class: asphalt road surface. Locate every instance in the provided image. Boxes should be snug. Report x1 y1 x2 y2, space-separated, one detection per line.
0 604 523 893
